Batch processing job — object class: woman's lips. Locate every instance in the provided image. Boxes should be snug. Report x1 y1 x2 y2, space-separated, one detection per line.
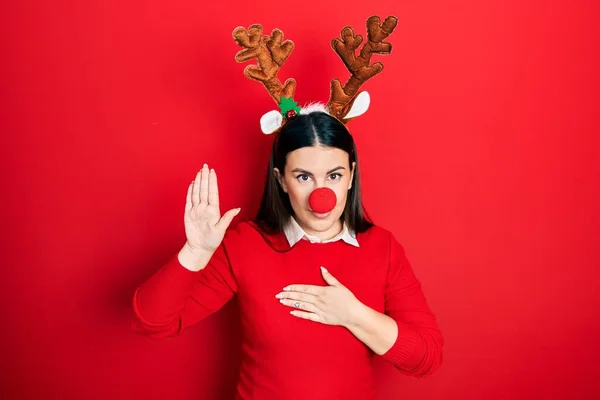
311 211 332 219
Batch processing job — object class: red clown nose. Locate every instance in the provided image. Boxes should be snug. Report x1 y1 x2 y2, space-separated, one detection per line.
308 187 337 214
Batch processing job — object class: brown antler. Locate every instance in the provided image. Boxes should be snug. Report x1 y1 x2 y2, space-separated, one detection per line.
327 16 398 119
233 24 296 104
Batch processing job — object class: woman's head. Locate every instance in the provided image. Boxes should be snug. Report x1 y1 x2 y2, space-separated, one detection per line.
255 111 372 237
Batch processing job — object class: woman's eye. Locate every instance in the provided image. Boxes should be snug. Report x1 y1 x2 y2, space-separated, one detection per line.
297 174 310 182
329 173 342 180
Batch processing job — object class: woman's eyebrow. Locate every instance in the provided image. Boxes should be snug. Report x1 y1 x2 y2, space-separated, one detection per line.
291 166 346 175
327 166 346 174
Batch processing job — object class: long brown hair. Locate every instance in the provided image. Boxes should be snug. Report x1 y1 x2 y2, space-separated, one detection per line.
254 111 373 235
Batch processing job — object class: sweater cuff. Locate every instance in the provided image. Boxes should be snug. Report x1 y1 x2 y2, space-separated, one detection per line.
380 320 423 367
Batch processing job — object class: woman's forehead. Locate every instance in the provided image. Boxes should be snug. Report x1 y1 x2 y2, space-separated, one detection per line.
285 146 349 170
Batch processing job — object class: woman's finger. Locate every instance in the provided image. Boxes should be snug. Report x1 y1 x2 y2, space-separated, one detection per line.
290 310 321 323
208 168 219 211
192 168 203 206
185 180 193 213
200 164 209 204
279 299 320 314
216 207 241 232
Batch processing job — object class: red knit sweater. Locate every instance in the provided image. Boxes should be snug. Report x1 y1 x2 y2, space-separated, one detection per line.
132 221 443 399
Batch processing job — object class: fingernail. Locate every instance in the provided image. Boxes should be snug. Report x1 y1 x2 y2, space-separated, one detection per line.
321 266 328 273
283 286 290 291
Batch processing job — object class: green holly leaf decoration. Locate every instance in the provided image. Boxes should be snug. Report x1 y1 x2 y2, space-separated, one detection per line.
279 97 301 118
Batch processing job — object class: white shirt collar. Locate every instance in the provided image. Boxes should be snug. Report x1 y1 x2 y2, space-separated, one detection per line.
283 216 360 248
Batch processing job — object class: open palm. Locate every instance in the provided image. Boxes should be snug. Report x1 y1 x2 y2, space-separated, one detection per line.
184 164 240 253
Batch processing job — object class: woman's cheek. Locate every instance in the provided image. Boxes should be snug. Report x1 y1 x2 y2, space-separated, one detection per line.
336 187 347 208
291 185 310 209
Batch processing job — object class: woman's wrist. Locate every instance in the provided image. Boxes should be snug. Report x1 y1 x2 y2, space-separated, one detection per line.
344 300 372 330
178 242 214 272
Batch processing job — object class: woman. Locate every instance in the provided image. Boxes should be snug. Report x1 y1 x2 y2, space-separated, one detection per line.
131 111 444 399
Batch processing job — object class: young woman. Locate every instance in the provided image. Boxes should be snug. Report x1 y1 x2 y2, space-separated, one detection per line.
131 111 444 399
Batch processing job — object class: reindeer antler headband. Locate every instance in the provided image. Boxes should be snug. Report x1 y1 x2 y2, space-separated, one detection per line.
233 15 398 134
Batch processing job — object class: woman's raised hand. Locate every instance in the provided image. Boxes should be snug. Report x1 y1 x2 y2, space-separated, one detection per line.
183 164 241 254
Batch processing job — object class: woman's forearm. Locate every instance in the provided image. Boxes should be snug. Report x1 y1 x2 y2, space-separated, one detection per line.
345 302 400 355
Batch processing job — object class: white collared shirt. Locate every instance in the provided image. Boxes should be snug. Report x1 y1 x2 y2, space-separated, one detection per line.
283 216 360 248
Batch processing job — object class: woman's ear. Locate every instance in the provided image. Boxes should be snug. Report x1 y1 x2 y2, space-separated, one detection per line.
273 168 288 193
348 161 356 190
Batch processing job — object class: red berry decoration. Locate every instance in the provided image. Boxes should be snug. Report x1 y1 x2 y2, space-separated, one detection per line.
286 110 297 119
309 187 337 213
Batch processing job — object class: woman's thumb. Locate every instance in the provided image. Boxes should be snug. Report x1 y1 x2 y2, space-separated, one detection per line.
216 207 241 231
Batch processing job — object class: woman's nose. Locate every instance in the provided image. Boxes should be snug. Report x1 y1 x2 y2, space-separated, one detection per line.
309 187 337 213
313 178 327 188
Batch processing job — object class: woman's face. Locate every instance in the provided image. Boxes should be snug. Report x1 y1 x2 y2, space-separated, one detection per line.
274 145 356 239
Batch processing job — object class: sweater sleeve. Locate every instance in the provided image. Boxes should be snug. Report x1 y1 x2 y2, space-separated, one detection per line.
379 232 444 377
131 235 238 339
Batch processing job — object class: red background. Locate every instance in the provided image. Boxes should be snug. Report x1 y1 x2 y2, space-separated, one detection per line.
2 0 599 399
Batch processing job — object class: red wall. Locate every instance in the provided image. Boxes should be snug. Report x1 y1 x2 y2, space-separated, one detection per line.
2 1 599 399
